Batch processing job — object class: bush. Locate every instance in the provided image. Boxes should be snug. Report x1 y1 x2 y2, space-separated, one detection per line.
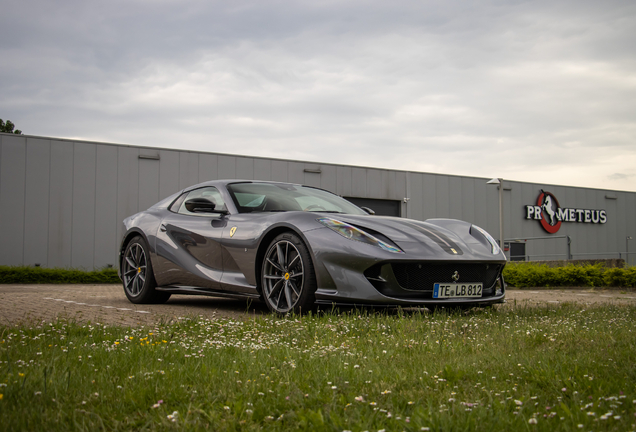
0 266 120 284
503 262 634 288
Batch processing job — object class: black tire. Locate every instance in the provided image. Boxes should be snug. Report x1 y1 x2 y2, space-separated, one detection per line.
261 233 316 314
122 236 171 304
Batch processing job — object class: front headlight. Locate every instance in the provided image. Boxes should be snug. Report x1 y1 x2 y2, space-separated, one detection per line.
471 225 501 255
317 218 404 253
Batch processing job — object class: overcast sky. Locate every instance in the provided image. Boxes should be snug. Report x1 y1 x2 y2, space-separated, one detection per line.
1 0 635 191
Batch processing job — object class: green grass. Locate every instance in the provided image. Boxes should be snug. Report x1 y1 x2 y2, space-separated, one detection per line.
0 266 120 284
1 304 635 431
503 262 636 288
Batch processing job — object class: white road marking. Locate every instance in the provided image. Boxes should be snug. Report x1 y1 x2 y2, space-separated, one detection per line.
599 295 613 298
43 298 150 316
576 294 590 296
547 301 559 303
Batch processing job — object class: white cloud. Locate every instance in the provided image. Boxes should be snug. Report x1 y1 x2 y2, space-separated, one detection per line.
1 0 635 191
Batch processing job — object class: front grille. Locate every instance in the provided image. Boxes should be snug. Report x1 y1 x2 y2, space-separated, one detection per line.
391 263 501 292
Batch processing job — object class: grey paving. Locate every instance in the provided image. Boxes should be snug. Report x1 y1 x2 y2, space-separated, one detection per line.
0 285 634 327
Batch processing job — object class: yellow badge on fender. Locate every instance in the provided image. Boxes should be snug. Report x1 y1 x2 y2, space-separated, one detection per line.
229 227 237 237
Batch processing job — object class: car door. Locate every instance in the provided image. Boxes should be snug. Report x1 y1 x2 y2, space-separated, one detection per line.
153 187 229 289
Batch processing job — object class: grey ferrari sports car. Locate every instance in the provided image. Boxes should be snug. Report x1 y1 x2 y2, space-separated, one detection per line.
118 180 507 313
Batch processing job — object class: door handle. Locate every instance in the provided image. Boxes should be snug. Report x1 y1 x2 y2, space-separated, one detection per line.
160 224 167 232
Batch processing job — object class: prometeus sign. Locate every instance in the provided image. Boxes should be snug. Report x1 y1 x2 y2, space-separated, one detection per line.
525 190 607 234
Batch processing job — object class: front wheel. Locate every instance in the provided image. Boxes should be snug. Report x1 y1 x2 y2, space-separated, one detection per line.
261 233 316 314
122 236 171 304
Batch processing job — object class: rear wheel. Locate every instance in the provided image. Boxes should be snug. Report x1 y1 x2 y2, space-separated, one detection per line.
261 233 316 314
122 236 171 304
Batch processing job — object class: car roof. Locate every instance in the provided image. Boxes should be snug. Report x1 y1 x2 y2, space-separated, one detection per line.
182 179 331 194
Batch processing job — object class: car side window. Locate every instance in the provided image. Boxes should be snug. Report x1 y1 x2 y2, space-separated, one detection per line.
177 187 228 217
169 193 187 213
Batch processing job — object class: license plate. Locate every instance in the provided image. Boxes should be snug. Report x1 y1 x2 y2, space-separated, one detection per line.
433 283 483 298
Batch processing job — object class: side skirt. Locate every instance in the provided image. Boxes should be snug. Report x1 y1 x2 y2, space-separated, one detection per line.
156 286 261 300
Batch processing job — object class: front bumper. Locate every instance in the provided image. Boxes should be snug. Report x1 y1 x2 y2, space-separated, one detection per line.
305 227 507 307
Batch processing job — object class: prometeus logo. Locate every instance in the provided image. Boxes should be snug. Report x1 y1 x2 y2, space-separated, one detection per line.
525 190 607 234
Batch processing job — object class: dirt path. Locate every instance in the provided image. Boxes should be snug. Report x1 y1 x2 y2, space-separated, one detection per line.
1 284 634 327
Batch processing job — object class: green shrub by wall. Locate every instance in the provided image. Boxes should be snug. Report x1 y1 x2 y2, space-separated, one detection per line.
2 263 634 288
503 262 636 288
0 266 120 284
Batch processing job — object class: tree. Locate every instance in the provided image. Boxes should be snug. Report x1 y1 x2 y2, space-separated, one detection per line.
0 119 22 134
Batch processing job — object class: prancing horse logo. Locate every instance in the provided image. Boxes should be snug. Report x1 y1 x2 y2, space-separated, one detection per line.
229 227 237 237
452 271 460 282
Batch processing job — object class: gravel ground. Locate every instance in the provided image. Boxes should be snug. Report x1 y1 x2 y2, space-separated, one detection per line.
1 284 634 327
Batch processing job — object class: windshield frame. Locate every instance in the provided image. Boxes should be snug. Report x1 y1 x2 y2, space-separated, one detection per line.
226 182 367 215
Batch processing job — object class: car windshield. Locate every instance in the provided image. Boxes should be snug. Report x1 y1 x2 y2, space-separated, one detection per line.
227 182 367 215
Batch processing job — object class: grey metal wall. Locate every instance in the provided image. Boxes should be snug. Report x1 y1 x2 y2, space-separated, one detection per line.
1 132 635 269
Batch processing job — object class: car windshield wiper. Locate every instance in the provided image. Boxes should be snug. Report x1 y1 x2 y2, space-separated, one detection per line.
309 210 345 213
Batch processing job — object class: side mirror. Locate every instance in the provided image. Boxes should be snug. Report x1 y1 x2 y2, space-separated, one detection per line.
185 198 217 213
360 206 375 215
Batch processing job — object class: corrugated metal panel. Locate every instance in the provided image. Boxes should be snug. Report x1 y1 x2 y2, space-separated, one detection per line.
484 180 499 239
218 155 236 179
179 152 199 190
393 171 407 217
116 147 139 252
0 135 26 266
421 173 436 220
626 193 636 265
594 191 608 255
409 172 423 221
253 158 271 181
472 178 488 229
71 142 96 269
138 157 160 212
159 150 180 200
47 140 74 268
288 162 304 185
319 164 337 193
198 153 218 183
366 169 382 199
94 144 118 268
435 175 450 218
336 165 352 197
615 192 627 259
23 138 51 267
507 181 522 239
271 160 288 182
448 176 462 219
461 178 475 224
236 157 254 180
351 167 366 197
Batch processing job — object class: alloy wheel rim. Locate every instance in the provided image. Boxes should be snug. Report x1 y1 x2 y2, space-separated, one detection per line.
123 243 147 297
263 240 304 313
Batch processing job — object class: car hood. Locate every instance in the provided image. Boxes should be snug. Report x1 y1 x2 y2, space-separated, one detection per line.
315 213 504 260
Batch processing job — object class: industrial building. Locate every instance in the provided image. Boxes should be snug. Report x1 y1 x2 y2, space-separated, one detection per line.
1 132 634 269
